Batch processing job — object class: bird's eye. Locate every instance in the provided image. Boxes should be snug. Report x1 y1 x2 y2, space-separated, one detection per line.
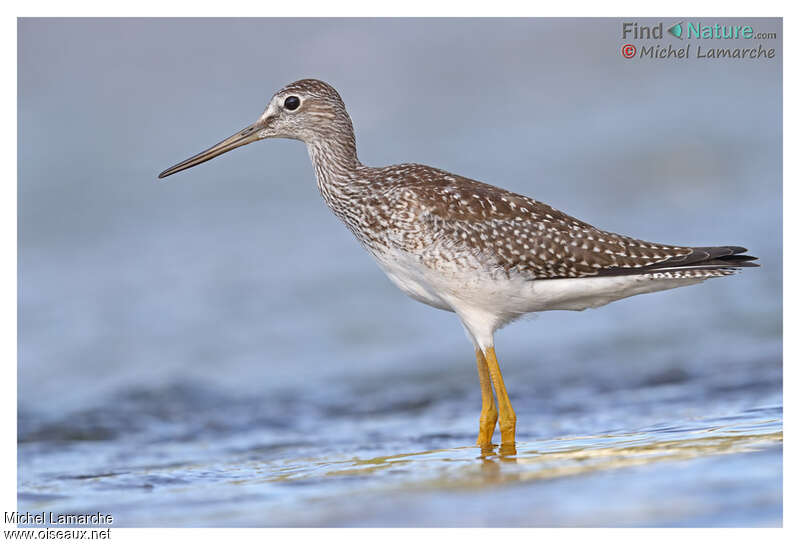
284 96 300 110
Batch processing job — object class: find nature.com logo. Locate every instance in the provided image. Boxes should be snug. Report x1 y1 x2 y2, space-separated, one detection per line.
620 20 777 60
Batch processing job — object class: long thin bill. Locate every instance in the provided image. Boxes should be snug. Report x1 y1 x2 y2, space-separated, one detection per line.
158 122 262 179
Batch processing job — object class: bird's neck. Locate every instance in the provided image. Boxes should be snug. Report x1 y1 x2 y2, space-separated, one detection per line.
304 121 378 240
305 122 367 205
307 138 360 177
306 116 360 169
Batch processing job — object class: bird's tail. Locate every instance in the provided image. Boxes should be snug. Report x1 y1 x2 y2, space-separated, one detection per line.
648 246 758 271
597 246 759 278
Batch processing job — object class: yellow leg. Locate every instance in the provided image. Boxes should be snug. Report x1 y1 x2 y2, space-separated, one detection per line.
483 346 516 446
475 349 498 446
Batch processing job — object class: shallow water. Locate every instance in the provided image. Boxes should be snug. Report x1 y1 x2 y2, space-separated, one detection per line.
18 409 781 526
18 18 782 527
18 354 782 526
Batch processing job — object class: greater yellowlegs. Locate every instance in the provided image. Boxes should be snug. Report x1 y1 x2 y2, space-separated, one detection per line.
159 79 758 449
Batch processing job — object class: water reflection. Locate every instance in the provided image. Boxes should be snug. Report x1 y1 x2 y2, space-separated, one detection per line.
479 442 518 460
17 409 781 526
250 418 780 491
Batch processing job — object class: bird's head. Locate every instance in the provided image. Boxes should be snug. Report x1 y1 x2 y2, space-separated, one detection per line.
158 78 352 179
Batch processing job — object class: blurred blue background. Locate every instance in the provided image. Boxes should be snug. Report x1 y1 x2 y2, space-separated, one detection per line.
18 18 781 526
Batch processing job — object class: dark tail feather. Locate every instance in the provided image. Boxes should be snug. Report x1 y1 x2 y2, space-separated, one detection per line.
706 255 759 268
597 245 759 277
646 245 759 272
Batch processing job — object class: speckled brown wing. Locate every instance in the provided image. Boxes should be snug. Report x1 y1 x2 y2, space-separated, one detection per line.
396 165 753 280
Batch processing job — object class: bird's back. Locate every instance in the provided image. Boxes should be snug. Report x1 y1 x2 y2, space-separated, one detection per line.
350 163 756 282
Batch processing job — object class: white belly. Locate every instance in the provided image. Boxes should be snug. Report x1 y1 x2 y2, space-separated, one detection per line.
372 250 455 311
370 248 706 346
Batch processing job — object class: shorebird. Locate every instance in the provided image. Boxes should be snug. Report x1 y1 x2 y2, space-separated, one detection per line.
159 79 757 449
